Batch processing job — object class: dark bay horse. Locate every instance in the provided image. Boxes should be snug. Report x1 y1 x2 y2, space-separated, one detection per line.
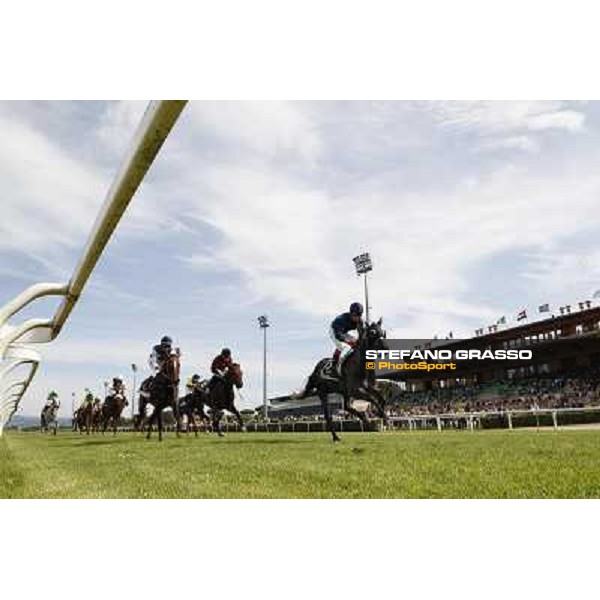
145 351 182 441
179 385 211 436
298 319 389 442
102 393 129 435
91 400 103 433
196 364 245 437
75 402 94 435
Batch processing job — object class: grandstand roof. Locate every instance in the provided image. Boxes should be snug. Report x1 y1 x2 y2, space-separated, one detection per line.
461 306 600 345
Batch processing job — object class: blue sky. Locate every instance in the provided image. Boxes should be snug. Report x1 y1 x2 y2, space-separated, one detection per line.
2 101 600 415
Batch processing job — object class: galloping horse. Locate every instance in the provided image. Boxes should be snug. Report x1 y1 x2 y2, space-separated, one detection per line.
102 392 129 435
145 351 182 441
75 402 94 435
298 319 389 442
196 364 245 436
40 403 60 435
92 400 103 433
179 385 211 436
134 381 151 432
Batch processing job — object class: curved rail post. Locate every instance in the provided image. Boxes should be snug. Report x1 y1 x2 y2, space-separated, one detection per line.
0 101 187 432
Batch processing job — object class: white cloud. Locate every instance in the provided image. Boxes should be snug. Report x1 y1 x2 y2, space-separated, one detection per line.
186 101 323 163
481 135 539 152
527 110 585 131
428 100 585 133
425 101 586 154
179 138 600 339
0 114 105 258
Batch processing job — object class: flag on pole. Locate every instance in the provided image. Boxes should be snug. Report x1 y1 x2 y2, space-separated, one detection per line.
539 303 550 313
517 309 527 321
131 363 138 372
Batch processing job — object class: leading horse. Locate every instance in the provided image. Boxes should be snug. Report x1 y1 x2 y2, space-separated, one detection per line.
298 318 389 442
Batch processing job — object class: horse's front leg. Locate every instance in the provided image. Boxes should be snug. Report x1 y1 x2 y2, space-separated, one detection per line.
319 388 340 443
190 412 198 437
230 405 246 432
213 411 224 437
146 406 156 439
198 404 210 433
366 387 388 424
173 395 181 438
343 394 371 431
157 407 163 442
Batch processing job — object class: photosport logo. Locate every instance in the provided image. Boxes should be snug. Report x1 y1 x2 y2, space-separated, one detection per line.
363 339 538 379
365 347 533 372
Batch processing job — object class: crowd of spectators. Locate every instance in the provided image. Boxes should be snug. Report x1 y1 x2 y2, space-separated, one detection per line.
385 366 600 416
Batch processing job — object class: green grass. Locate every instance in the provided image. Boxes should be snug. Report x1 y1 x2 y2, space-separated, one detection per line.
2 429 600 498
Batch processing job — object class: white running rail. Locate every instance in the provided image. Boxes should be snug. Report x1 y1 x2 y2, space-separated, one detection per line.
0 100 187 434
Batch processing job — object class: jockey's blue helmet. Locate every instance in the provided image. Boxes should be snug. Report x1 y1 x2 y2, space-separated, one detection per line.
221 348 231 357
349 302 364 316
161 336 172 345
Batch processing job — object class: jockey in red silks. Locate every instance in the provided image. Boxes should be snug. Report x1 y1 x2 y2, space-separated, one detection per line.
210 348 233 388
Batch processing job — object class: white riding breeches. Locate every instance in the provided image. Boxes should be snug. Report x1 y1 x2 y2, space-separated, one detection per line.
329 326 355 363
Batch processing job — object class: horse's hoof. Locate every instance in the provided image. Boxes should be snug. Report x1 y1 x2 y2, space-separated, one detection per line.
333 436 341 443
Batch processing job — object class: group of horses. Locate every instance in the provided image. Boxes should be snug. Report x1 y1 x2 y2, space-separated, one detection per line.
137 318 388 443
136 351 245 442
72 393 129 435
42 318 389 443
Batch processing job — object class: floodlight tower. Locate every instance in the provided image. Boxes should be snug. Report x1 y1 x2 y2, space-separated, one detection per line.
353 252 373 323
257 315 270 420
